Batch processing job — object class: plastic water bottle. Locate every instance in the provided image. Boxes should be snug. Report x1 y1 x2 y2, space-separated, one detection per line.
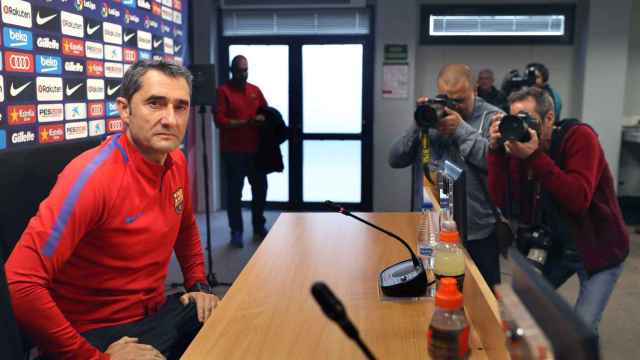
417 202 436 270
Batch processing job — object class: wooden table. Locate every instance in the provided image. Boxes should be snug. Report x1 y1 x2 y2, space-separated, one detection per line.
182 213 508 359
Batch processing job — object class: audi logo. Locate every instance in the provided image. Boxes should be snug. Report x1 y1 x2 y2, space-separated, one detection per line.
9 55 32 70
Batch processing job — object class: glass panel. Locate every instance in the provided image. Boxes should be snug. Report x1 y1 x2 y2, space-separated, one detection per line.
228 45 289 202
302 44 362 134
430 15 565 36
303 140 361 202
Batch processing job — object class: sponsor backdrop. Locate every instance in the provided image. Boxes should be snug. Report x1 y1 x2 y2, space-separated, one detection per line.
0 0 189 151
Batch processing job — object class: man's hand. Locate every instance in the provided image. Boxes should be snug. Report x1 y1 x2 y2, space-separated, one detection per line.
437 107 463 137
489 113 504 150
180 292 220 323
105 336 165 360
248 114 265 127
505 128 539 159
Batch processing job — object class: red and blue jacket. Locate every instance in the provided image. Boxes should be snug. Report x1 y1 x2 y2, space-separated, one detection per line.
5 133 206 359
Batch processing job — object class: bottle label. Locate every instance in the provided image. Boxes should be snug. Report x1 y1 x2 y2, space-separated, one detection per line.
419 245 434 257
428 324 470 359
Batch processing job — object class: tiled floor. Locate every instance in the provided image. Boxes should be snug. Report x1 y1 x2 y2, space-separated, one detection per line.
167 209 639 359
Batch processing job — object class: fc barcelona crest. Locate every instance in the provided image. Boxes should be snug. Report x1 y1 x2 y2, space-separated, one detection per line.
173 187 184 213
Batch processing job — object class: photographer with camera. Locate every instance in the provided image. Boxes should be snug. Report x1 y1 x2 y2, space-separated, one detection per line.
487 87 629 334
389 64 504 289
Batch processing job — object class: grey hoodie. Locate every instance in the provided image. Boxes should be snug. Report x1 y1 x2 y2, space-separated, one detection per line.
388 97 504 241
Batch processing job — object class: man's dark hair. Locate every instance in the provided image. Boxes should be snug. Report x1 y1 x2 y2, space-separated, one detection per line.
508 86 554 120
121 60 193 104
230 55 247 71
526 62 549 83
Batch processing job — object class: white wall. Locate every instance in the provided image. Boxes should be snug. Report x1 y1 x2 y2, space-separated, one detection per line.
624 0 640 124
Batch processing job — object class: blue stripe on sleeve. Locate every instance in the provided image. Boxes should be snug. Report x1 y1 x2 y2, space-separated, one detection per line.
42 134 122 257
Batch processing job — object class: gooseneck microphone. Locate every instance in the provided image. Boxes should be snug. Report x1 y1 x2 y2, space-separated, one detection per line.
311 282 377 360
324 201 429 298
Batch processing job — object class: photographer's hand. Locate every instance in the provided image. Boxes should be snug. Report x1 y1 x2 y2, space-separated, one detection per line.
489 113 504 151
505 128 539 159
438 107 463 137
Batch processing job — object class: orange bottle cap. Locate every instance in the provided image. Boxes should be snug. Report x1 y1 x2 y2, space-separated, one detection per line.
435 277 463 309
439 229 460 243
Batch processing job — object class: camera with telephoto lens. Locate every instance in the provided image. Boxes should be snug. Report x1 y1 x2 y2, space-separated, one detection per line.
502 67 536 96
414 94 461 130
498 111 539 145
517 225 552 272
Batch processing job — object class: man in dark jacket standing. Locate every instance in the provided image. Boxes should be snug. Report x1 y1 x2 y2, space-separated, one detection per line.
488 87 628 335
477 69 507 111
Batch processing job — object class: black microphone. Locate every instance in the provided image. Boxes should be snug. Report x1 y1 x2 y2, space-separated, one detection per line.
311 282 377 360
324 200 429 298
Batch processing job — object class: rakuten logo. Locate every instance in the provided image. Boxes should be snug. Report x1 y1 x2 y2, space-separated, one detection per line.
104 62 123 78
89 119 106 136
88 101 105 118
163 37 173 55
39 124 65 143
4 51 34 73
38 103 65 122
65 102 87 120
87 60 104 77
103 22 122 45
7 104 37 125
61 10 84 38
36 35 60 51
137 30 151 50
10 130 36 146
36 76 63 101
87 78 105 100
62 37 85 56
107 118 124 133
85 41 104 59
2 0 32 29
65 121 88 140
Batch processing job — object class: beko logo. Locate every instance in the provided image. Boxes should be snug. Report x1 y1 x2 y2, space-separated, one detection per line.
5 51 34 73
85 41 104 59
137 0 151 10
36 76 63 101
3 27 33 50
86 79 105 100
163 37 173 55
64 60 84 73
65 121 88 139
36 55 62 75
10 130 36 145
104 44 122 61
62 37 85 56
107 101 118 116
38 103 65 122
39 124 65 144
89 119 106 136
103 22 122 45
88 101 105 118
36 35 60 51
104 62 123 78
137 30 151 50
2 0 32 29
61 11 84 38
123 0 136 8
139 50 151 60
65 103 87 121
7 104 37 125
87 60 104 77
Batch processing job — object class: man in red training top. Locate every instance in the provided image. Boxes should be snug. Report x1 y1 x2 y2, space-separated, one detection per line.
6 60 219 360
215 55 269 248
487 86 628 336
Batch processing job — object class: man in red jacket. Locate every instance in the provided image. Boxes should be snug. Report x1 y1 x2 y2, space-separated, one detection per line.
215 55 269 248
5 60 218 359
487 87 628 335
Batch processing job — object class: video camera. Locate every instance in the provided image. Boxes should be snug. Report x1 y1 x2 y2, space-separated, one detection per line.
498 111 539 144
502 67 537 96
414 95 461 131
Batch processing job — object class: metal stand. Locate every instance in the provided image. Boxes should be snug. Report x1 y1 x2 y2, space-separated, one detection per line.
199 105 232 288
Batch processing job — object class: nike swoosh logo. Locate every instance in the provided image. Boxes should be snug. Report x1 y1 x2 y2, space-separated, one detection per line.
153 39 162 48
124 32 135 42
66 83 83 96
87 23 101 35
175 44 182 52
36 12 57 26
107 84 122 96
10 81 33 97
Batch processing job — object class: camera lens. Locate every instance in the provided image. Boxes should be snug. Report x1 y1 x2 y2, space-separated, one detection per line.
414 104 439 130
499 114 531 142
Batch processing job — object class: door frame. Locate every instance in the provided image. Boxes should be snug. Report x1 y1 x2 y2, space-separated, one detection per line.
217 14 374 212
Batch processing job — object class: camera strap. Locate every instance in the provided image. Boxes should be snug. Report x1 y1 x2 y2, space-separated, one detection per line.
420 131 435 186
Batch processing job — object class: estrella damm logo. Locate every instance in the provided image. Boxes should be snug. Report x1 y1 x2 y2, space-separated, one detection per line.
173 187 184 213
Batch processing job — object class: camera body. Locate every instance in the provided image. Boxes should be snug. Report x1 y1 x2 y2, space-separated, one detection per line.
414 94 461 130
517 225 552 271
502 67 536 96
498 111 539 144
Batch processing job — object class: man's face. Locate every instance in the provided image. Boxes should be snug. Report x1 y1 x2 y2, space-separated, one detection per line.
117 69 190 163
510 97 554 145
232 58 248 84
533 70 545 88
437 79 475 121
477 72 494 92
